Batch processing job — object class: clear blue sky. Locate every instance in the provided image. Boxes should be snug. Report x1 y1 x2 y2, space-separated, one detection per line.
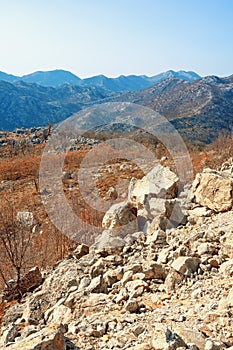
0 0 232 78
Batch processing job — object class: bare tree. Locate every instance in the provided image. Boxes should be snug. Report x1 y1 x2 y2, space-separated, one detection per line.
0 198 35 298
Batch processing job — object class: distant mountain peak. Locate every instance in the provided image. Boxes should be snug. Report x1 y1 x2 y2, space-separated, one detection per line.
20 69 81 87
200 75 224 84
0 71 19 82
0 69 201 90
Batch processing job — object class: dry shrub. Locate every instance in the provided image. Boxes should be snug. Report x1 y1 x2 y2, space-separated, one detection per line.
0 193 76 291
189 131 233 173
0 197 36 290
0 156 40 181
205 131 233 168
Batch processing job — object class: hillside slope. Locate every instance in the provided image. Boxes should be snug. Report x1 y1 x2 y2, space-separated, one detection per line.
0 73 232 144
112 75 233 142
0 81 116 130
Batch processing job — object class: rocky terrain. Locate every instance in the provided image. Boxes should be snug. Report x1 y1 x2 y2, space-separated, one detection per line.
0 159 233 350
0 127 99 150
112 75 233 143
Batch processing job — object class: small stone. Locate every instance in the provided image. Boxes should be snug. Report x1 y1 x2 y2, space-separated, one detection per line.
74 244 89 259
113 288 129 304
209 258 219 268
125 299 139 313
116 322 123 331
78 276 91 291
171 257 200 276
142 262 166 280
187 344 199 350
197 243 210 255
133 325 145 336
102 201 137 234
125 279 149 297
178 315 186 322
165 269 184 293
86 275 107 293
122 270 134 286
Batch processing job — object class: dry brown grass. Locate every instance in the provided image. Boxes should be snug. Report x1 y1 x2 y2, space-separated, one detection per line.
189 132 233 175
0 132 232 293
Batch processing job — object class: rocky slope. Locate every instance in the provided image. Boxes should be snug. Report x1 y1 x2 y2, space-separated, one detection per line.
1 160 233 350
112 75 233 143
0 81 115 130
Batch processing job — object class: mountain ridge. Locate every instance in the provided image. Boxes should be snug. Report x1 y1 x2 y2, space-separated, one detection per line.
110 75 233 142
0 69 201 90
0 73 232 144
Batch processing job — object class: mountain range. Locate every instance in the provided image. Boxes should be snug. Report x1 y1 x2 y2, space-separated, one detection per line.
0 69 200 91
0 69 232 144
0 80 115 130
110 75 233 143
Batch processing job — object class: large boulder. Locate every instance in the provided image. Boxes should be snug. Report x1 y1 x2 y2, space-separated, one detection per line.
101 165 184 235
192 169 233 212
90 230 127 256
128 165 181 231
2 324 67 350
129 165 179 207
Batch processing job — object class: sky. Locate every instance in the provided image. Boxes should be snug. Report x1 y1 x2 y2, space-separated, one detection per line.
0 0 233 78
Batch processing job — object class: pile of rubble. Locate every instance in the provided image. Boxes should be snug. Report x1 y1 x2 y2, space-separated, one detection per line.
1 162 233 350
0 127 100 149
